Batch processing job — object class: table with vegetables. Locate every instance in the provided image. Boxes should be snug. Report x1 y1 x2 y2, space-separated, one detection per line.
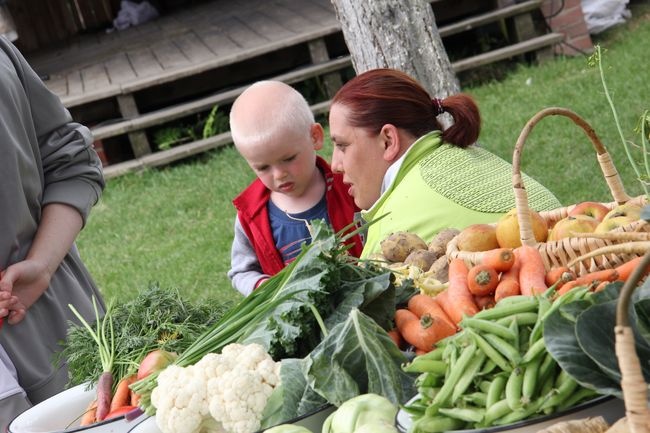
8 203 650 433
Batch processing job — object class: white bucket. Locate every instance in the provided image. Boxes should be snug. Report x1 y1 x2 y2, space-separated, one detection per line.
7 384 148 433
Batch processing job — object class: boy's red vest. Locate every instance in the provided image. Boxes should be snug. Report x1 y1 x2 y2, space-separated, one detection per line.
233 156 363 276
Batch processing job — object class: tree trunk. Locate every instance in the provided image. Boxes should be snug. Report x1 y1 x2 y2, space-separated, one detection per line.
330 0 460 97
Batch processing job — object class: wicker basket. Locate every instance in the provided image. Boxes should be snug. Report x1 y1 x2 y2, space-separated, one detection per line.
447 107 648 275
614 249 650 433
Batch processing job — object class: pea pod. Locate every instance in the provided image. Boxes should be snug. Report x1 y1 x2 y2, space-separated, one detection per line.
463 392 487 407
483 333 522 365
451 350 486 402
431 343 477 406
528 296 552 344
496 312 538 327
540 377 579 411
467 329 512 372
474 297 539 321
461 317 516 341
480 358 497 375
411 415 465 433
416 372 441 388
537 352 557 385
403 358 447 375
438 407 485 423
521 337 546 364
505 366 524 410
486 373 507 407
493 393 547 426
558 387 598 411
521 355 542 404
484 399 510 425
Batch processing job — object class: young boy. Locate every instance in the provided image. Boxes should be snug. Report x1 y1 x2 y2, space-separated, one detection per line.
228 81 363 296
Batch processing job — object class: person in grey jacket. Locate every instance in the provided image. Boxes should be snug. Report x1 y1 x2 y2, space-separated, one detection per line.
0 36 106 428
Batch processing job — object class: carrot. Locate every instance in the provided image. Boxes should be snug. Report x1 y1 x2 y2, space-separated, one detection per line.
110 374 136 413
494 280 521 303
407 294 456 331
104 405 138 420
517 245 548 296
545 266 576 288
467 264 499 296
79 399 97 426
555 280 587 297
445 259 479 324
481 248 515 272
415 348 428 356
95 371 114 421
574 269 619 286
615 256 650 281
473 294 496 310
494 255 521 303
594 280 610 292
130 390 141 408
395 308 452 352
387 328 403 348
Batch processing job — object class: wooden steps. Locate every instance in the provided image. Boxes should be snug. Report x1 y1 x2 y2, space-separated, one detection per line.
92 0 564 177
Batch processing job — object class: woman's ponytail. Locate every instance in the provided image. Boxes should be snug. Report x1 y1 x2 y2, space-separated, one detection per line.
439 94 481 148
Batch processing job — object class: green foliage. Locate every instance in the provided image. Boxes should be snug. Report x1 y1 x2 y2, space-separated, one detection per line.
153 126 190 150
202 105 229 139
78 5 650 305
587 45 650 198
152 105 229 150
57 284 230 388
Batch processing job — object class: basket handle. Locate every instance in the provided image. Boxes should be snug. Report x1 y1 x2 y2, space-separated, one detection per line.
615 249 650 433
512 107 633 246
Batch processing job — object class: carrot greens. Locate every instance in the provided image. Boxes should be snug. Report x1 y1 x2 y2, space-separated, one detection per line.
69 296 115 421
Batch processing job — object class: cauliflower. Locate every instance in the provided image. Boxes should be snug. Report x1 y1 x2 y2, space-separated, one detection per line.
151 343 281 433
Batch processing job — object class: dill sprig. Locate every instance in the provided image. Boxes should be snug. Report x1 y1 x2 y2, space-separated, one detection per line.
56 284 230 390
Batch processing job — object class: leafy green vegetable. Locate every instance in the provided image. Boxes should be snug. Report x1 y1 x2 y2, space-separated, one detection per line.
260 358 328 428
133 221 400 416
543 300 621 397
262 309 415 426
577 298 650 382
306 309 414 406
57 284 229 388
636 298 650 342
544 279 650 397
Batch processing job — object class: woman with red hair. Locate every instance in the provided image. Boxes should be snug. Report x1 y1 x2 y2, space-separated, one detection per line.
328 68 560 257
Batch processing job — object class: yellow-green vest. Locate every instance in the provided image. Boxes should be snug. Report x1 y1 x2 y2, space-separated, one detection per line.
361 132 561 258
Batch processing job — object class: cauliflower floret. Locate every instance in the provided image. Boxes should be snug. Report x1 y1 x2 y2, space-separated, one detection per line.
150 343 281 433
206 344 281 433
152 364 222 433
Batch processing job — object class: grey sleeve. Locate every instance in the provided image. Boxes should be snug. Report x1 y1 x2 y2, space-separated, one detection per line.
227 216 269 296
5 37 104 224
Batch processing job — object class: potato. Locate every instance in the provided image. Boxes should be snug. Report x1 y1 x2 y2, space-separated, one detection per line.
428 255 450 283
404 249 440 271
380 231 428 262
428 228 461 256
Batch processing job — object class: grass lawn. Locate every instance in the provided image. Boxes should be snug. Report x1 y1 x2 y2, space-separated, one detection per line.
77 3 650 304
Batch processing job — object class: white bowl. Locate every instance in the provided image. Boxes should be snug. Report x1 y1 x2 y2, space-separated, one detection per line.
127 405 336 433
7 383 148 433
395 395 625 433
8 383 334 433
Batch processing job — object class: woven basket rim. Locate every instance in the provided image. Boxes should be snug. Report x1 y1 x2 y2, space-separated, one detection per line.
447 107 648 274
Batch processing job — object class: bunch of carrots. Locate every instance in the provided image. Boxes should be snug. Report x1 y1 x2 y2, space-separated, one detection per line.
80 374 140 426
391 246 648 354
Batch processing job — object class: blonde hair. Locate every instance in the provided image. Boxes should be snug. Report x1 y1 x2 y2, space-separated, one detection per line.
230 81 315 149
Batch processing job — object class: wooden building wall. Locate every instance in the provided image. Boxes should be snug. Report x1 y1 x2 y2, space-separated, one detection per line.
7 0 120 53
